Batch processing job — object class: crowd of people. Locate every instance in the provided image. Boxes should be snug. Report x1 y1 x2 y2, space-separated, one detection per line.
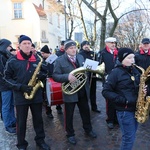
0 35 150 150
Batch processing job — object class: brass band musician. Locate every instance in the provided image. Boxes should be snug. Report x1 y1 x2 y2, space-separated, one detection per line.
4 35 50 150
52 39 97 145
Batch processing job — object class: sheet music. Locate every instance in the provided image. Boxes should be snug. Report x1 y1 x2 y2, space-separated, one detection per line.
45 54 58 64
83 58 99 70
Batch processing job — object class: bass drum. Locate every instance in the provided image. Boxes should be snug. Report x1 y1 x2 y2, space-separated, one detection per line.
46 78 64 106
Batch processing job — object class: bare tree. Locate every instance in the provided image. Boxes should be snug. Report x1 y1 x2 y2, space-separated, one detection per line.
114 11 150 51
82 0 149 49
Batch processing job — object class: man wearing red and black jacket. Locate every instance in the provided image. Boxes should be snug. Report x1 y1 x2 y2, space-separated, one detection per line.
135 38 150 95
56 40 65 56
4 35 50 150
135 38 150 70
97 37 118 129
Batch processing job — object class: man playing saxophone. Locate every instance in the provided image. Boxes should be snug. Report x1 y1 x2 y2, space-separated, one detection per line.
3 35 50 150
102 48 147 150
53 39 97 145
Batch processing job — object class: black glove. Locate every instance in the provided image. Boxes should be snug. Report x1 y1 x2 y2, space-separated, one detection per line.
20 85 33 94
37 72 47 81
115 95 126 104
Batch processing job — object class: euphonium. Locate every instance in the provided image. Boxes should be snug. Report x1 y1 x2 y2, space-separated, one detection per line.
134 64 150 123
24 54 44 100
62 62 105 95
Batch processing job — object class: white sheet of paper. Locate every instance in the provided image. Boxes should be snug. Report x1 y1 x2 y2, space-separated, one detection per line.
45 54 58 64
83 58 99 70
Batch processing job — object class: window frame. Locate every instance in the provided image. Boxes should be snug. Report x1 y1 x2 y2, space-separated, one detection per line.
13 2 23 19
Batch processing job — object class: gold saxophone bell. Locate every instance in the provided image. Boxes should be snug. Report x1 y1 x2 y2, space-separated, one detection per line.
62 62 105 95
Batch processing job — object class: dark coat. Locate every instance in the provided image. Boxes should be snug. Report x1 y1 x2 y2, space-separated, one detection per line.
79 49 95 60
135 50 150 70
97 47 118 75
4 51 44 105
0 40 12 91
52 53 90 102
102 62 141 111
56 49 65 57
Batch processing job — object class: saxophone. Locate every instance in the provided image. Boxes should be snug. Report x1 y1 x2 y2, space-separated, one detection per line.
24 54 44 100
135 65 150 123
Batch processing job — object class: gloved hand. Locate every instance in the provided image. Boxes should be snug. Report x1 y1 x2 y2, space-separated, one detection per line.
115 95 127 104
20 85 33 94
37 72 47 81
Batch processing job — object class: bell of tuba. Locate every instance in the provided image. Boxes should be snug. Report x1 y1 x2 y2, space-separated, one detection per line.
62 62 105 95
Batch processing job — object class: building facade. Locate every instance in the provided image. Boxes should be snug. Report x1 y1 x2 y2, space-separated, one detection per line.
0 0 65 50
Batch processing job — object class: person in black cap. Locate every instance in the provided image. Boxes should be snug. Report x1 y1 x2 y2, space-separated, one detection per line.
135 38 150 70
4 35 50 150
54 41 66 114
79 40 101 113
97 37 118 129
55 40 65 56
40 45 54 118
102 47 142 150
53 39 97 145
0 38 16 135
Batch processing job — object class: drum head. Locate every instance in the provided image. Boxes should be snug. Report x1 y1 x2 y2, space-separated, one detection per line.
46 78 64 106
46 78 51 106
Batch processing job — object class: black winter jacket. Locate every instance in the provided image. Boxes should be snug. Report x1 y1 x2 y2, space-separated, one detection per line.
97 48 118 75
102 62 141 111
4 50 45 105
0 40 12 91
135 50 150 70
79 49 95 60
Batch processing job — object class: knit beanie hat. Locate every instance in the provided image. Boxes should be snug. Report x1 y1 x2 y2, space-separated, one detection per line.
118 48 134 62
81 40 90 48
19 35 32 44
40 45 50 53
64 40 76 50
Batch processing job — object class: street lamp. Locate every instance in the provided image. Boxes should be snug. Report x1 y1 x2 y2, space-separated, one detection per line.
57 0 67 39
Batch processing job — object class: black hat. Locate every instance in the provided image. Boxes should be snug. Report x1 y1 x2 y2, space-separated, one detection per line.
19 35 32 44
64 40 76 50
61 40 65 45
141 38 150 44
81 40 90 48
40 45 50 53
118 48 134 62
0 39 11 50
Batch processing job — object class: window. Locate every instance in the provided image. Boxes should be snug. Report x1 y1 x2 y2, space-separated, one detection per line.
41 30 49 43
13 3 22 19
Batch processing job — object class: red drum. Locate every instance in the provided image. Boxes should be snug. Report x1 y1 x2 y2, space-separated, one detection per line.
46 78 64 106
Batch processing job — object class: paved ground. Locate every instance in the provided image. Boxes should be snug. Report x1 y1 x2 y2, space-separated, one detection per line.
0 81 150 150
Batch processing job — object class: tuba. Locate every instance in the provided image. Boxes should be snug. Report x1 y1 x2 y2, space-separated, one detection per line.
62 62 105 95
134 64 150 123
24 54 44 100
